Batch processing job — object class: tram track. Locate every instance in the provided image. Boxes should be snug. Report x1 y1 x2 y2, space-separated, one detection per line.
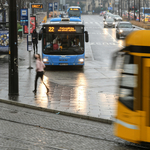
0 117 149 150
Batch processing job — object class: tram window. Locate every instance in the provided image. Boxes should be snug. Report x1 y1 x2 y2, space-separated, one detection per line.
119 55 137 110
121 75 137 88
123 64 138 74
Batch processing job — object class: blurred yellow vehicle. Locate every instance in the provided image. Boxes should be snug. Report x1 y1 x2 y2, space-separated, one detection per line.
112 30 150 145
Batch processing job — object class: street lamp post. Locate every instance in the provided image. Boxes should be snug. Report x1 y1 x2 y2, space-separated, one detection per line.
128 0 130 20
121 0 122 17
134 0 135 20
118 0 120 15
9 0 19 95
139 0 140 22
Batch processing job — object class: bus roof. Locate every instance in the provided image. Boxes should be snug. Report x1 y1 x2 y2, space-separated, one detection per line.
44 22 83 26
69 6 81 9
43 18 83 26
50 18 81 22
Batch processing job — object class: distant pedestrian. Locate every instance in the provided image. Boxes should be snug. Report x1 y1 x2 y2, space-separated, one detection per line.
32 29 38 54
33 54 49 94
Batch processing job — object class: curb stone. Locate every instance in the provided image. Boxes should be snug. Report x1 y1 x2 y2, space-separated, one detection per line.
0 98 113 124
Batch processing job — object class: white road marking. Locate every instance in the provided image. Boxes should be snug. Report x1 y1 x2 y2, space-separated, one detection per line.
90 42 117 46
95 22 124 47
0 55 6 58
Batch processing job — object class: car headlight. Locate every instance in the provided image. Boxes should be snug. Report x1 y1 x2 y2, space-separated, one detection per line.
78 58 84 62
119 30 123 33
43 58 48 62
113 22 115 24
104 22 107 24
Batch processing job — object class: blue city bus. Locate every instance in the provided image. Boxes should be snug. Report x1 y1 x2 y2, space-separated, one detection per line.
140 7 150 15
67 6 82 19
39 18 89 68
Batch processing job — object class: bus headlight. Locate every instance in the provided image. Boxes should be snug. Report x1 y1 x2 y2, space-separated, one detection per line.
78 58 84 62
43 58 48 62
119 29 123 33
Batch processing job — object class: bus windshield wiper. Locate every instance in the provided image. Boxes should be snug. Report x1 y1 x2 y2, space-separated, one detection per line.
73 49 82 54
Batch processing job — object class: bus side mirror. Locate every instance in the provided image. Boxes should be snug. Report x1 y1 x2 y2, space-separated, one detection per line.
85 31 89 42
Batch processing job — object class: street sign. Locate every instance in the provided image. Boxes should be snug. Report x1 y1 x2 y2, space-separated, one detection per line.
108 7 113 10
49 3 53 11
31 4 43 9
20 9 28 26
54 2 58 10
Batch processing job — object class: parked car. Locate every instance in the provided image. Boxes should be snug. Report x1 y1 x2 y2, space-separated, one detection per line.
116 22 135 39
104 18 115 28
114 15 122 21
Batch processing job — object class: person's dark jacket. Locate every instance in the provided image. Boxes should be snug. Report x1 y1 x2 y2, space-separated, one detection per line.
32 29 38 44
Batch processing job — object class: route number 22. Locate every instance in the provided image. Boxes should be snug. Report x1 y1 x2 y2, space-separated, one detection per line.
48 27 54 32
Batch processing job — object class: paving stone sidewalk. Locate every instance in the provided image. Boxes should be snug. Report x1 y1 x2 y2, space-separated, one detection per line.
0 102 140 150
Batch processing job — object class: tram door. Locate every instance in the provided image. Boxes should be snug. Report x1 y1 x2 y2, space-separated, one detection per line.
141 58 150 142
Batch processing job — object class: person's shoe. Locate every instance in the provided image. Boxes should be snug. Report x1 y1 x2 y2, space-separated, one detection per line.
33 90 37 94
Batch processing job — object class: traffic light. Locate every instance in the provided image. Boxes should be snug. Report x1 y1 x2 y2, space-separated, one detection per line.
130 7 137 11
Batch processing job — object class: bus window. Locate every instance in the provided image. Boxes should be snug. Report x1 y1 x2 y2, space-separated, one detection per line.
43 33 84 55
119 55 138 110
69 10 80 17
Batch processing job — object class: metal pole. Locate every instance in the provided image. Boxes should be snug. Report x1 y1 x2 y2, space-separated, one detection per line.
9 0 19 95
144 0 145 23
118 0 120 15
27 8 33 69
134 0 135 20
121 0 122 17
53 2 54 17
128 0 130 20
139 0 140 22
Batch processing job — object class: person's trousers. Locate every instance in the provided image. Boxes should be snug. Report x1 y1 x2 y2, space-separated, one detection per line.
34 71 48 92
33 43 38 54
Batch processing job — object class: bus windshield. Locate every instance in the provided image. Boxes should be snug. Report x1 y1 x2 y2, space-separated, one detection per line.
43 33 84 55
69 10 80 17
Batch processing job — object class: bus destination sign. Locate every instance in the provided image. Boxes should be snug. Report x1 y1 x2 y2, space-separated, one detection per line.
70 8 79 11
31 4 43 9
48 27 76 32
58 27 76 32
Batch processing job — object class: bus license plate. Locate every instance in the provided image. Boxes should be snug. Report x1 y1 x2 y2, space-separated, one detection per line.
60 63 68 65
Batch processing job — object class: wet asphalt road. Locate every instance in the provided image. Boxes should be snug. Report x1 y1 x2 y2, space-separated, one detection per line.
0 15 140 121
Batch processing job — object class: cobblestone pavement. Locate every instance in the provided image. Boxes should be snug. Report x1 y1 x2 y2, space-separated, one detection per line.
0 102 147 150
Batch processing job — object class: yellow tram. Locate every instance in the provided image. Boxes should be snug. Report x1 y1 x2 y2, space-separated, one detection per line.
113 30 150 144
